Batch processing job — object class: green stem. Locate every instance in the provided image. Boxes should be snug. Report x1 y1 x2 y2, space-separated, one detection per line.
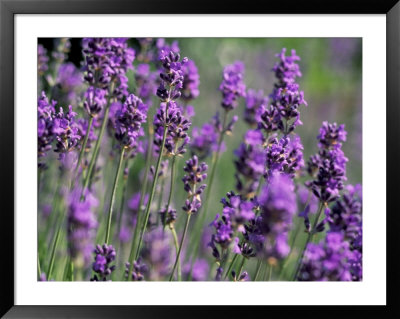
267 264 273 281
105 147 125 245
292 202 324 281
81 83 114 198
237 256 246 278
169 213 191 281
37 254 42 279
116 161 129 245
124 128 154 281
163 155 176 229
128 117 169 279
75 116 94 175
156 177 166 217
188 111 228 262
170 225 181 280
224 252 239 280
47 221 62 280
254 259 262 281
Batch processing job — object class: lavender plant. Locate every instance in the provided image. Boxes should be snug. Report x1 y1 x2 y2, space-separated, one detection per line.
37 38 362 282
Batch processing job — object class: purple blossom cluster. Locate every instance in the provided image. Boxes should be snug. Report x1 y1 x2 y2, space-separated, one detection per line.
91 244 116 281
38 92 56 164
125 258 148 281
257 172 297 259
82 38 135 98
182 155 208 214
306 121 348 203
259 48 307 134
141 227 173 280
113 93 148 150
298 232 356 281
52 105 81 161
234 130 266 198
190 122 221 160
264 133 304 178
67 188 98 267
219 61 246 111
153 49 192 156
135 63 157 106
209 192 256 261
244 89 268 126
38 44 49 75
181 59 200 102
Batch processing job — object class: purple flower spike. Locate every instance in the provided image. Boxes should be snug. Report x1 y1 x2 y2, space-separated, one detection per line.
219 61 246 111
306 121 348 203
52 105 81 161
91 243 116 281
68 188 98 268
141 227 173 280
259 48 306 135
234 130 266 198
82 38 135 98
135 63 157 107
83 86 107 117
181 59 200 101
38 92 56 166
298 232 355 281
244 89 268 126
125 258 148 281
114 93 148 150
190 122 221 160
257 172 297 259
182 155 208 214
38 44 49 75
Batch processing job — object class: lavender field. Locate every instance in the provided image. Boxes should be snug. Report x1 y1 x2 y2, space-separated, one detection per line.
37 38 362 281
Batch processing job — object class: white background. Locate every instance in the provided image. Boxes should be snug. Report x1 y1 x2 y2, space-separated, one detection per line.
15 15 386 305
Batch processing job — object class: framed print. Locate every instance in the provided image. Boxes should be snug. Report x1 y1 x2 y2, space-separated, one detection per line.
1 0 399 317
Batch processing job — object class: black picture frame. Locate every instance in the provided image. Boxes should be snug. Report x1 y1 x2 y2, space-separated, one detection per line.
1 0 399 317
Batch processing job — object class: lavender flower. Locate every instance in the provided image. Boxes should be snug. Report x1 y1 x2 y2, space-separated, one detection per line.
38 44 49 75
76 118 97 153
272 48 302 86
209 192 255 260
54 63 84 104
257 172 297 259
141 227 173 280
306 122 348 203
114 93 148 150
125 258 148 281
264 133 304 178
219 61 246 111
298 232 355 281
182 155 208 214
181 59 200 101
38 92 56 165
234 130 266 198
83 86 107 117
67 188 98 268
90 244 116 281
244 89 268 126
153 50 191 156
52 105 81 161
183 259 209 281
190 123 221 160
328 184 362 280
135 63 157 106
260 48 307 134
82 38 135 98
52 38 71 64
